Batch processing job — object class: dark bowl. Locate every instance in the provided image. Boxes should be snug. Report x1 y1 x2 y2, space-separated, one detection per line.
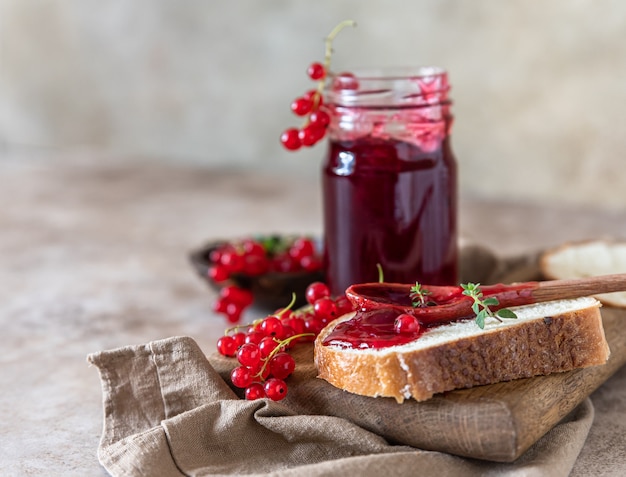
189 239 325 310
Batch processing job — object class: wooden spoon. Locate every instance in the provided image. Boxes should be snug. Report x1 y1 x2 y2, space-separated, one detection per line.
345 273 626 325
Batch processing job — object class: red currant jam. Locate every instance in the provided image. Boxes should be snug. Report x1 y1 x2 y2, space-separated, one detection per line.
323 135 457 295
322 309 428 349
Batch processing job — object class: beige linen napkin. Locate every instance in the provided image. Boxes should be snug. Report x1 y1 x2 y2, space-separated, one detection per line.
88 335 592 477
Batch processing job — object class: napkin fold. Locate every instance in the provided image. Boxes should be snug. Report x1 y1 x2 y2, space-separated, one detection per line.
88 335 593 477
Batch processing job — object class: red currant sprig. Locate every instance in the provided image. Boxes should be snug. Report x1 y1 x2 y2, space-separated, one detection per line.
230 332 306 401
280 20 356 151
216 283 355 400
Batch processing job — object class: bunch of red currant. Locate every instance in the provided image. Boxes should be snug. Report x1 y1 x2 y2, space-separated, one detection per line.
279 20 356 152
279 67 330 151
216 281 353 400
209 236 322 323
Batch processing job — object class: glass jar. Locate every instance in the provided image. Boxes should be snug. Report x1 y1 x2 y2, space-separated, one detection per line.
322 67 458 295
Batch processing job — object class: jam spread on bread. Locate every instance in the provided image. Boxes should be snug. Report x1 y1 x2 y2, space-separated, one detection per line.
321 309 428 348
322 282 537 349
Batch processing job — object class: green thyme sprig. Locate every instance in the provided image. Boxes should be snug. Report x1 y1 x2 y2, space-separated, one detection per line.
461 282 518 329
410 282 432 307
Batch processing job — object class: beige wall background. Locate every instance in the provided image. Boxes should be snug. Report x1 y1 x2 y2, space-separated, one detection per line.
1 0 625 209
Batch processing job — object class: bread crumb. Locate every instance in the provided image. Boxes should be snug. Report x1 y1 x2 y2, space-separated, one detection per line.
400 384 412 400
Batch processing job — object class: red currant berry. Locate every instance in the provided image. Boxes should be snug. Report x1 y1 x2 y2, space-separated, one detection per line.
307 62 326 80
298 124 325 147
288 237 316 261
394 314 421 334
303 89 323 107
237 343 261 368
208 264 230 283
220 251 244 274
313 297 337 321
271 252 299 273
221 285 253 307
260 316 284 337
335 295 354 315
244 330 265 345
242 239 265 257
209 247 224 264
303 317 324 337
245 382 266 400
251 362 271 381
217 335 237 357
269 353 296 379
233 332 246 348
306 282 331 305
225 301 244 323
308 109 330 128
212 296 230 314
275 308 294 320
332 72 359 91
290 97 313 116
300 255 322 272
230 365 253 388
242 254 270 275
282 316 305 336
280 128 301 151
264 378 288 401
280 325 295 342
259 336 280 358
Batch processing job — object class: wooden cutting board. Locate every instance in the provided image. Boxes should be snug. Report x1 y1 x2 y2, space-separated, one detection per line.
211 306 626 463
390 306 626 462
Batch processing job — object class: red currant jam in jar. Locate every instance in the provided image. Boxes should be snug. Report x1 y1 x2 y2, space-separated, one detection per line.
322 68 458 295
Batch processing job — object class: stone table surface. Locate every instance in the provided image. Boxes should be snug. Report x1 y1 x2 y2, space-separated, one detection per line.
2 156 626 476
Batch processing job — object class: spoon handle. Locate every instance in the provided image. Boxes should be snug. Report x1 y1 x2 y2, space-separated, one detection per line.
531 274 626 302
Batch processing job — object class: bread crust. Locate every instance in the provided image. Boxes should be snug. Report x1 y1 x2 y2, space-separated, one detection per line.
314 303 610 403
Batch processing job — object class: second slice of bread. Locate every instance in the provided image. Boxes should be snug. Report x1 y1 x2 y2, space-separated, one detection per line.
314 297 609 403
541 239 626 308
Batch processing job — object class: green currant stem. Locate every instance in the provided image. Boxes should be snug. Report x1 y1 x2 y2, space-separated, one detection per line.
225 293 298 335
305 19 357 125
323 19 356 72
254 332 315 379
377 263 384 283
224 323 249 336
275 293 297 318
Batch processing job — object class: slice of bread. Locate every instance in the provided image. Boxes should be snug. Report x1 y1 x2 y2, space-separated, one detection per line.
541 239 626 308
314 297 610 403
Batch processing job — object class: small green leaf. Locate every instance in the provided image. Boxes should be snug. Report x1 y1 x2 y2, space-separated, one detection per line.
476 313 485 329
472 302 481 314
496 309 518 319
483 297 499 307
410 282 432 307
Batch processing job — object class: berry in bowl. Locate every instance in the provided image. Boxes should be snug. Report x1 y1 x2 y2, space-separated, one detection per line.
189 235 325 322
